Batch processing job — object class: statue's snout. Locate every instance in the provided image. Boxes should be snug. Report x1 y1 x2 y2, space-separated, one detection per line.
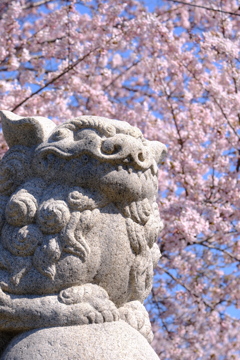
101 134 167 169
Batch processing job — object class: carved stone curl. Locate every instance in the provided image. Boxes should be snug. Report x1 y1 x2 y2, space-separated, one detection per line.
0 110 167 360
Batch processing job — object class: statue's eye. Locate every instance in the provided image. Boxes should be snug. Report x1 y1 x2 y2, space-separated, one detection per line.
49 128 72 142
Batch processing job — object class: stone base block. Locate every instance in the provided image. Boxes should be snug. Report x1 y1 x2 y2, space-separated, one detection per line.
1 321 159 360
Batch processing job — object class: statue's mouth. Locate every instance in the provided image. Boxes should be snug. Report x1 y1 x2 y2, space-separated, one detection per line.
103 160 159 200
115 162 158 179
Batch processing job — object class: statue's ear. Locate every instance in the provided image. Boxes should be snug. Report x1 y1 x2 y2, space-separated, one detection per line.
0 110 56 148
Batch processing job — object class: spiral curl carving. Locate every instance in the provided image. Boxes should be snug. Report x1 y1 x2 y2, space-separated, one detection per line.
5 192 38 227
1 224 43 257
67 188 100 211
37 200 70 234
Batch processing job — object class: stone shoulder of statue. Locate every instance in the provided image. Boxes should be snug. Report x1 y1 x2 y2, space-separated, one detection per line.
0 110 166 354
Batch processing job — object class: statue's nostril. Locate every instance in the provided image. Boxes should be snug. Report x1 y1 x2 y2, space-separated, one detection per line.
138 152 144 162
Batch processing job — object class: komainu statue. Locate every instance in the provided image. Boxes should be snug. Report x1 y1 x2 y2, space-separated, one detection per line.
0 110 166 360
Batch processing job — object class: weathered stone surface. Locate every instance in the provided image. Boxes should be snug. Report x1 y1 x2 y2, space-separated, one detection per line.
0 110 166 359
1 322 159 360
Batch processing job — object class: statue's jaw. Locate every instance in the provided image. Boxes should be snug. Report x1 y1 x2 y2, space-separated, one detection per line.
99 163 158 203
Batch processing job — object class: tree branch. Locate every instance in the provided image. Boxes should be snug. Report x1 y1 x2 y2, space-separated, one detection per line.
22 0 55 10
103 59 141 91
200 242 240 262
157 265 215 310
212 96 240 140
11 46 101 112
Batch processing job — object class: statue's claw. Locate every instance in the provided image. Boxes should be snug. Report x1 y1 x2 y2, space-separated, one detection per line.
59 284 119 324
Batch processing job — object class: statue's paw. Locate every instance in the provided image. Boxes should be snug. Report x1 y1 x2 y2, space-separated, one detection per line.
119 301 153 343
89 297 119 323
58 284 119 324
58 283 108 305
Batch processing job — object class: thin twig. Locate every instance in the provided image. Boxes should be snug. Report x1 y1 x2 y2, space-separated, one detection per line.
103 59 141 91
212 96 240 140
200 242 240 262
11 46 100 112
166 0 240 17
157 265 215 310
23 0 55 9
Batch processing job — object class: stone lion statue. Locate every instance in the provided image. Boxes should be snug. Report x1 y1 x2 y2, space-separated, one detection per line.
0 111 166 360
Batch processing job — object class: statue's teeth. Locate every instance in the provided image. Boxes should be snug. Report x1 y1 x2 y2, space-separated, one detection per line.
128 168 132 174
151 162 158 176
118 166 123 171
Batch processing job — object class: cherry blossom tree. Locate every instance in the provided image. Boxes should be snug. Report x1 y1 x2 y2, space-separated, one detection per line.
0 0 240 358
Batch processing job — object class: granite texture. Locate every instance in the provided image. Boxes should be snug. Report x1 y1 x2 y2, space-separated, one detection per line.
0 110 166 359
1 322 159 360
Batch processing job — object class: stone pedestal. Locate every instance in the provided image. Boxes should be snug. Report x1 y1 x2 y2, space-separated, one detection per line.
1 322 159 360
